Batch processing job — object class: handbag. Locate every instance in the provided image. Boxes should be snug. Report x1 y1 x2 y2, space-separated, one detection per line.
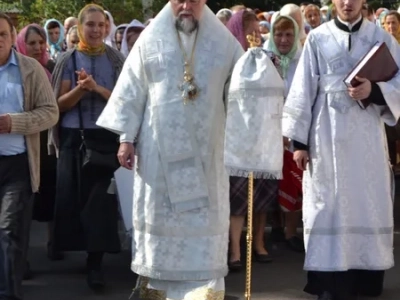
72 51 120 172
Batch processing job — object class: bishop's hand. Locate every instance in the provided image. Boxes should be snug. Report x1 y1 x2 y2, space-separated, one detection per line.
118 142 135 170
348 76 372 101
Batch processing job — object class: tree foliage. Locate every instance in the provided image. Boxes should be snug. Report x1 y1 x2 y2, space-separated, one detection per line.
12 0 145 29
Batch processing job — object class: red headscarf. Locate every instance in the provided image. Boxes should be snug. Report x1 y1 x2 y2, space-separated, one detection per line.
16 24 51 80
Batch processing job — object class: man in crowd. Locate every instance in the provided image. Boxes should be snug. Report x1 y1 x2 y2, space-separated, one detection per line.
96 0 243 298
282 0 400 298
0 13 59 300
63 16 78 34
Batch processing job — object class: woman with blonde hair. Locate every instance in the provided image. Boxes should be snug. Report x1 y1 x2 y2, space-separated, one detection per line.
304 4 323 29
50 3 125 289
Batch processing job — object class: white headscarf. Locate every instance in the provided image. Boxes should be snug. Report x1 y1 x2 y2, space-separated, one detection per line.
270 11 280 25
121 19 145 57
280 3 307 43
104 10 117 48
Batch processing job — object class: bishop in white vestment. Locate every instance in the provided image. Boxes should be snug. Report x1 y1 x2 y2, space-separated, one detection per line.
96 1 243 299
282 0 400 299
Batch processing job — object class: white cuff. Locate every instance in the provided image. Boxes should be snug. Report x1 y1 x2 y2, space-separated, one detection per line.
119 133 134 143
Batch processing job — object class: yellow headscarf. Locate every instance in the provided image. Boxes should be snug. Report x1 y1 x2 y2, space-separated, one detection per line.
76 4 107 55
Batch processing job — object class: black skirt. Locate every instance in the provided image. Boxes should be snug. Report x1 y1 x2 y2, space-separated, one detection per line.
32 130 57 222
53 128 120 253
230 176 279 216
304 270 385 299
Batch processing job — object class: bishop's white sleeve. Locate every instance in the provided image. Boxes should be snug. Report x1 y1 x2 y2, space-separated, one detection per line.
374 34 400 125
96 43 148 142
282 34 319 145
223 42 244 111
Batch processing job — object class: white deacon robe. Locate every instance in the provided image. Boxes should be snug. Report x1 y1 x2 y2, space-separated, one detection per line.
282 19 400 272
96 2 244 297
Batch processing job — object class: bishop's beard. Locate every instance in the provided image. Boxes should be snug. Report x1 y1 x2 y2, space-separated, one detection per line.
175 14 199 35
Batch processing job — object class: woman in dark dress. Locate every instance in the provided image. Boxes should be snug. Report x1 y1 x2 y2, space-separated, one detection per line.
50 4 125 289
226 11 278 271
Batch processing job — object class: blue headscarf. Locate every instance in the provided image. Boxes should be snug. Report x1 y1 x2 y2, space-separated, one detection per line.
44 19 65 58
259 21 270 31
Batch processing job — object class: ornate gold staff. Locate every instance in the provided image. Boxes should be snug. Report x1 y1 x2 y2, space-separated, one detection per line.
244 32 261 300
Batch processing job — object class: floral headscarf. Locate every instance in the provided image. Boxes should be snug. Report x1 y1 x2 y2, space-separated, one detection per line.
76 4 107 56
16 24 51 80
266 15 299 79
44 19 64 58
226 10 247 50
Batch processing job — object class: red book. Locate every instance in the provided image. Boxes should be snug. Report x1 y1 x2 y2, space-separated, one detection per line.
344 41 399 88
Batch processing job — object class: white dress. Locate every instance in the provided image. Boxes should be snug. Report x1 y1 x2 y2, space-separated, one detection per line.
97 3 243 299
282 19 400 272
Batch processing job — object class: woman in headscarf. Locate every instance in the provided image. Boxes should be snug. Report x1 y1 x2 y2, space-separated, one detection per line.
259 21 270 43
216 8 233 25
15 24 61 279
377 8 389 27
383 11 400 42
104 10 117 48
382 11 400 174
265 15 305 253
17 24 52 78
280 3 307 46
50 4 125 289
65 25 79 50
114 23 128 51
226 10 275 271
304 4 323 29
120 19 145 57
44 18 65 61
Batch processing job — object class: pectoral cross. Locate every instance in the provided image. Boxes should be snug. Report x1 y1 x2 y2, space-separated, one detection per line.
179 62 199 105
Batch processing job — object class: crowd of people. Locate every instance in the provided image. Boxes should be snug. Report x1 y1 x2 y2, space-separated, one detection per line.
0 0 400 299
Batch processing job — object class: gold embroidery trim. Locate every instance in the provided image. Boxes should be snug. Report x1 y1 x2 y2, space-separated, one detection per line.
134 276 225 300
185 287 225 300
138 276 166 300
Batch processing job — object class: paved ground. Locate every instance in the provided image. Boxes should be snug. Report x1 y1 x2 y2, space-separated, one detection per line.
25 180 400 300
25 225 400 300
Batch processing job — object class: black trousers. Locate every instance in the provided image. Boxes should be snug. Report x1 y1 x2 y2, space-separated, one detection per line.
304 270 385 300
0 153 33 300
